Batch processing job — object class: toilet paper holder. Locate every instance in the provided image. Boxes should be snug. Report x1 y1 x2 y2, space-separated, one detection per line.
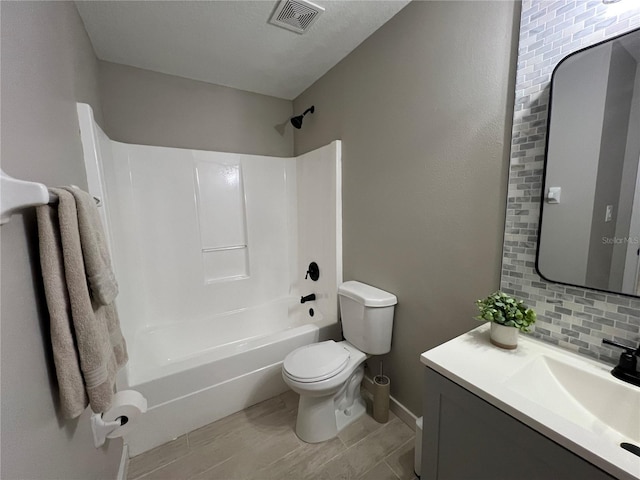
91 412 124 448
90 390 148 448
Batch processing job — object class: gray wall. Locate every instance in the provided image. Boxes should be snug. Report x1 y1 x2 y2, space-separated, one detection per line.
587 42 636 290
501 1 640 364
1 2 122 479
98 61 294 157
611 55 640 292
620 61 640 294
294 0 520 415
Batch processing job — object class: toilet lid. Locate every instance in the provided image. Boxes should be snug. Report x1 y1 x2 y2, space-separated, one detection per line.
284 341 350 383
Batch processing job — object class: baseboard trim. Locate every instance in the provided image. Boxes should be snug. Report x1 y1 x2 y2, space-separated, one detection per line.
389 393 418 431
362 375 418 431
117 443 129 480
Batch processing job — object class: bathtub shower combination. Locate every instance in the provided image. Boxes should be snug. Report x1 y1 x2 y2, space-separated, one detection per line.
77 104 342 455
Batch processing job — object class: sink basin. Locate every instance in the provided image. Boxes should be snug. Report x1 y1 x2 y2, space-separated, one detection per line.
504 354 640 444
421 324 640 480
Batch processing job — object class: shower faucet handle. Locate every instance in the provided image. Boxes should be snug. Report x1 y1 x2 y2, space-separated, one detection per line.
305 262 320 281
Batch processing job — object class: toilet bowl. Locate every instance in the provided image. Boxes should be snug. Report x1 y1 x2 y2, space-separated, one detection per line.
283 340 367 443
282 281 397 444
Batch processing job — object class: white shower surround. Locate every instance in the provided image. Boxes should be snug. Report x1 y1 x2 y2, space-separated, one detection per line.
77 104 342 455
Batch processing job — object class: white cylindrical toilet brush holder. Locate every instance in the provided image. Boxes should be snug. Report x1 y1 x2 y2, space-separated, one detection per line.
372 374 390 423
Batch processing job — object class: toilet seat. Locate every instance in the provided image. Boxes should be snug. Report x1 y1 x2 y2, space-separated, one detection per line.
283 340 350 383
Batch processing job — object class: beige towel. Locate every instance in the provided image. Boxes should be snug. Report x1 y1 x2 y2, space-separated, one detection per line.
64 187 118 305
37 187 128 418
36 204 88 418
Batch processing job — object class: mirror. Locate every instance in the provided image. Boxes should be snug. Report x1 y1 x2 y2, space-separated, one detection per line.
537 28 640 297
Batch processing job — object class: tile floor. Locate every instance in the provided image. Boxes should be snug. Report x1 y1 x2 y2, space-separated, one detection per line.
127 390 416 480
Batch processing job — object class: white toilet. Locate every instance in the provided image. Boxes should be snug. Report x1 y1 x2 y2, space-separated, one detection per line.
282 280 397 443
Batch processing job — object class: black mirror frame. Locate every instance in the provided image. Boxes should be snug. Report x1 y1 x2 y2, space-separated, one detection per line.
535 26 640 299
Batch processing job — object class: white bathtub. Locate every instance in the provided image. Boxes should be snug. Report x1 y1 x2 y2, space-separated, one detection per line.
123 299 340 456
76 104 343 456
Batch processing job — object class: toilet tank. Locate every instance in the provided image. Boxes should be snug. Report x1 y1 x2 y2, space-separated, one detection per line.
338 281 397 355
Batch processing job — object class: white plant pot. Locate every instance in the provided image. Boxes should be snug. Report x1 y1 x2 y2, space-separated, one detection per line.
490 323 518 350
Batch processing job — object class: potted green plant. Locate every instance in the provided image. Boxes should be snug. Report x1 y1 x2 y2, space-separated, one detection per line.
475 291 536 349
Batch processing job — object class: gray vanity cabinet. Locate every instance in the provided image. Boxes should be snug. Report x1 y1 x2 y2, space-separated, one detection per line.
422 368 617 480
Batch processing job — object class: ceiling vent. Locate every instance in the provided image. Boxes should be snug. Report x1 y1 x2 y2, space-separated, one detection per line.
269 0 325 34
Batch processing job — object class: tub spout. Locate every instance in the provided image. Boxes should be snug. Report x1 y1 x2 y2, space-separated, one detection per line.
300 293 316 304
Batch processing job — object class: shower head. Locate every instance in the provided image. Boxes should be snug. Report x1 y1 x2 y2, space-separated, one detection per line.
290 115 304 129
291 106 315 129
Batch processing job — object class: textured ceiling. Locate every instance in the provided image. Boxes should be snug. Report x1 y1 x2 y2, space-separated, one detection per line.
75 0 411 100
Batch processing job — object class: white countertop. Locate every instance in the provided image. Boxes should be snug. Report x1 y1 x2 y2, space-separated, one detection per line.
421 324 640 480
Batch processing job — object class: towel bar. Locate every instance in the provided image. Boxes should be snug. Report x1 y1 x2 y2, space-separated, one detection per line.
47 191 101 207
1 169 101 225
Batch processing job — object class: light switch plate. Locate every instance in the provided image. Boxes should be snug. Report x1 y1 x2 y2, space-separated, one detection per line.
605 205 613 222
547 187 561 204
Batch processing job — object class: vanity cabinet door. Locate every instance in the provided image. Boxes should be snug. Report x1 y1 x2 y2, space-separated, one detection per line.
422 368 616 480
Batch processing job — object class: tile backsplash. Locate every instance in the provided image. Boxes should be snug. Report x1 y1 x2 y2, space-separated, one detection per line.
501 0 640 364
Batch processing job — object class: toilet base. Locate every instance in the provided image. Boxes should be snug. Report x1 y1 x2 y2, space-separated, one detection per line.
294 365 367 444
336 396 366 432
295 391 367 443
